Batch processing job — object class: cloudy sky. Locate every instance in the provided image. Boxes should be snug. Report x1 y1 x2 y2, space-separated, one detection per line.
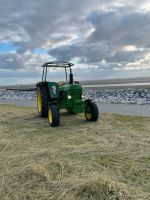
1 0 150 85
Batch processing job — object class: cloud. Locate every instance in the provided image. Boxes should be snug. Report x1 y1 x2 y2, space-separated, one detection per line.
48 5 150 76
0 53 24 69
0 0 150 84
88 8 150 47
0 0 101 53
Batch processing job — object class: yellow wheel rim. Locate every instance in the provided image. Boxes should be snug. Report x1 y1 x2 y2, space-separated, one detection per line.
37 90 42 113
85 105 92 120
48 108 52 124
86 113 92 120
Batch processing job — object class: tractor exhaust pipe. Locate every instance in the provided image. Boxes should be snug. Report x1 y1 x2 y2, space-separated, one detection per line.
69 68 73 84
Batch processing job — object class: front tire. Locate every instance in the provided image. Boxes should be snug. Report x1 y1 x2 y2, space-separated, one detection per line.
48 104 60 127
85 101 99 122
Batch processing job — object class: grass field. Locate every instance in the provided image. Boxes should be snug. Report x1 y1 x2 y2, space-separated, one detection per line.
0 105 150 200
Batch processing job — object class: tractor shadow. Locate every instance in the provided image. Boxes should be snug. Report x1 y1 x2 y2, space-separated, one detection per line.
59 111 88 128
29 110 93 129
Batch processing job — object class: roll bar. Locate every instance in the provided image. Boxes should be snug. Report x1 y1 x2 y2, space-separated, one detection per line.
42 61 74 68
42 61 74 82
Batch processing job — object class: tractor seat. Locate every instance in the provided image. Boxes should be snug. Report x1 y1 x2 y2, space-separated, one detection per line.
57 81 64 87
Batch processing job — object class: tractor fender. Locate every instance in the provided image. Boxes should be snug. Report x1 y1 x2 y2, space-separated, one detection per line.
85 99 93 103
48 101 60 111
85 99 94 106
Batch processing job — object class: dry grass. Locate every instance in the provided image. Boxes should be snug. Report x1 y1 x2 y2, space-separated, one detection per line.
0 104 150 200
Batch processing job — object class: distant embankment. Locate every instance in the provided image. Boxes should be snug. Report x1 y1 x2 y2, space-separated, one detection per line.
82 76 150 89
0 84 36 91
5 88 36 91
0 76 150 91
81 76 150 85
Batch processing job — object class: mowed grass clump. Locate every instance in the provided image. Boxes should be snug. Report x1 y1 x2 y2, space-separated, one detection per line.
0 104 150 200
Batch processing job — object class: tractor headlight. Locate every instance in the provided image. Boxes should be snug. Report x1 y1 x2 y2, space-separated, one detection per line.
68 95 72 99
81 94 85 99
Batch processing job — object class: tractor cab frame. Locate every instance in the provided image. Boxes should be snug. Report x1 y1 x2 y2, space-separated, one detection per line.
42 61 74 84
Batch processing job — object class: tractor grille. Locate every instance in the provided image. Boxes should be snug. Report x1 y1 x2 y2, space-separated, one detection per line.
73 89 81 99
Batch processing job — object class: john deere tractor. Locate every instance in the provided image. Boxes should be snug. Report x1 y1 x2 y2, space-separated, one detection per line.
36 61 99 127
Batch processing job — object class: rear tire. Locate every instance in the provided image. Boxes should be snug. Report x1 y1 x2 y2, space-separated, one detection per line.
85 101 99 122
48 104 60 127
37 87 49 117
37 87 42 114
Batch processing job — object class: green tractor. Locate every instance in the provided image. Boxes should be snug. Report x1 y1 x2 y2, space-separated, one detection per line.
36 61 99 127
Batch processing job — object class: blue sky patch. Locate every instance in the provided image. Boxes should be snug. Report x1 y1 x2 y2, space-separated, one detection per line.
0 42 16 52
33 48 46 55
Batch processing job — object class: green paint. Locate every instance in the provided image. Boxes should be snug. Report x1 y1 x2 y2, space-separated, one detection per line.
37 62 87 114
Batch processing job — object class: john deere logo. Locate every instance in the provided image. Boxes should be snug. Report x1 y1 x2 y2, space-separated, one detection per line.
52 86 57 95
